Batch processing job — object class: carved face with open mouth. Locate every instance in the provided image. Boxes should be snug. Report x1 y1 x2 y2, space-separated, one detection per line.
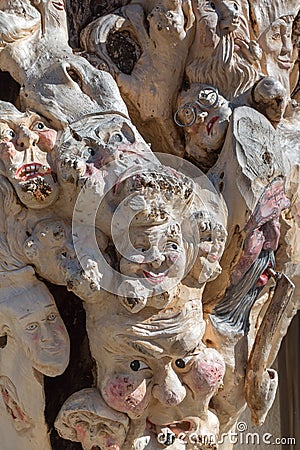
119 219 187 302
0 111 58 209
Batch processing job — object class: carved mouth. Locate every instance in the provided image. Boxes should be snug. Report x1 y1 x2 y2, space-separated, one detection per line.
256 262 272 287
91 447 100 450
277 57 292 70
15 163 50 181
206 117 219 135
147 418 193 437
142 270 168 284
52 1 64 10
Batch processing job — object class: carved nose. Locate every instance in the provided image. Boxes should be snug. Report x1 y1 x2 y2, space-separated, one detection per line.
149 247 165 268
152 365 186 407
281 36 293 57
17 127 39 150
218 4 240 35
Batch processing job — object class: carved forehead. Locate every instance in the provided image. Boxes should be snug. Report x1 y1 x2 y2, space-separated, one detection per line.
99 300 204 357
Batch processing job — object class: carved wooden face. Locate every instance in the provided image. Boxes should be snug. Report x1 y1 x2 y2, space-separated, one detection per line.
202 0 241 37
0 112 59 209
96 303 224 445
4 284 70 377
119 220 187 296
23 219 75 285
259 16 295 89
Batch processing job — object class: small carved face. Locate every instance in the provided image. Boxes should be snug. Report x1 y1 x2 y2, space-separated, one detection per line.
119 220 187 297
175 86 232 162
200 0 241 36
7 284 70 376
259 16 295 79
0 112 58 209
73 417 127 450
23 219 75 285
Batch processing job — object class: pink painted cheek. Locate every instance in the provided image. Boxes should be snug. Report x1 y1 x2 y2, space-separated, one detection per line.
0 142 17 160
188 355 225 394
75 424 87 443
38 129 57 151
102 375 148 415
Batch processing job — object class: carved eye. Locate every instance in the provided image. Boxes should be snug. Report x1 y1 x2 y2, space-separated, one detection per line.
130 360 149 371
233 3 239 10
210 2 216 9
82 147 96 159
47 313 57 321
272 32 281 40
166 242 179 251
109 133 123 144
32 122 45 130
25 323 38 332
175 356 193 369
2 129 15 139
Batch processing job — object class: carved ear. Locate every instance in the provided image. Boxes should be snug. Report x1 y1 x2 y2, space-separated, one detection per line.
23 237 38 260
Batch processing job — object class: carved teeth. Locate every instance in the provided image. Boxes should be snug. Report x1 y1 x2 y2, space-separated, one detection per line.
17 164 50 179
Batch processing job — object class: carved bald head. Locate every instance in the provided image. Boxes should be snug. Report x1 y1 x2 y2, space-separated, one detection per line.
0 102 59 209
0 268 70 376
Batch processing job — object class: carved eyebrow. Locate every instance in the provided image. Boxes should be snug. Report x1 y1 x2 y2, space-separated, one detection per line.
18 304 54 320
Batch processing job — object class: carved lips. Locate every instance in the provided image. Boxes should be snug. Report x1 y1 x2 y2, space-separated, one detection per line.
142 270 168 284
15 163 51 180
206 116 219 135
52 1 65 11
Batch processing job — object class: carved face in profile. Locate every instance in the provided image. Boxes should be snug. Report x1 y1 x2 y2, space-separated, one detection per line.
119 218 187 300
23 219 76 285
0 111 59 209
96 302 224 446
258 15 295 90
1 282 70 377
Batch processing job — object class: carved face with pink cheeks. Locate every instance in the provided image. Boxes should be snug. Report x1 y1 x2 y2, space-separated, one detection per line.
0 110 59 209
95 302 225 446
1 282 70 377
258 16 296 90
119 219 187 300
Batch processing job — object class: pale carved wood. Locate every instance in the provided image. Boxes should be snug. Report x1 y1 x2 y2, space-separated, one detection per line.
0 1 298 450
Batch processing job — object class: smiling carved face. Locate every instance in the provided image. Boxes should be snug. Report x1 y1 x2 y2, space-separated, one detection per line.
0 111 58 209
119 219 187 299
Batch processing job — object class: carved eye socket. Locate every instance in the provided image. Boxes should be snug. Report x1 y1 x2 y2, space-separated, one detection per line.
1 129 15 139
109 133 123 144
210 2 216 9
82 147 96 159
47 313 57 321
166 242 179 251
233 3 239 11
26 323 38 332
130 360 149 371
32 122 45 131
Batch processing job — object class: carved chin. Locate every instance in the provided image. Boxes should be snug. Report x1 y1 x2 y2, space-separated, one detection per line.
15 176 58 208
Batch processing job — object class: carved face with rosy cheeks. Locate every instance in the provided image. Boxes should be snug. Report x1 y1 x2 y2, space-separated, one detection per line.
94 301 224 446
0 108 59 209
0 279 70 377
119 219 187 301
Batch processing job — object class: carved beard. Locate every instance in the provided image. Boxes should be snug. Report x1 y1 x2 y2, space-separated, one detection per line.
187 26 261 99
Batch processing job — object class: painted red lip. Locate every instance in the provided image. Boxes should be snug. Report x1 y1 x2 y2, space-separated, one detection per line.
147 418 193 436
143 270 167 284
15 163 51 180
52 1 64 10
206 116 219 135
277 58 292 70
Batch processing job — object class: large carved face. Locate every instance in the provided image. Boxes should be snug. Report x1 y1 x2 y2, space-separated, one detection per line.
258 16 295 90
0 111 59 209
96 302 224 446
2 283 70 376
119 219 187 300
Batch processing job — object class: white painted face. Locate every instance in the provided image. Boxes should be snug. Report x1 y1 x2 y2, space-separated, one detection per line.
119 219 187 297
0 112 59 209
5 284 70 376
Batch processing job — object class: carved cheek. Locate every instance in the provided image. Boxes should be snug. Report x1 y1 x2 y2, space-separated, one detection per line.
187 356 225 394
0 142 17 161
102 375 149 415
38 129 57 151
